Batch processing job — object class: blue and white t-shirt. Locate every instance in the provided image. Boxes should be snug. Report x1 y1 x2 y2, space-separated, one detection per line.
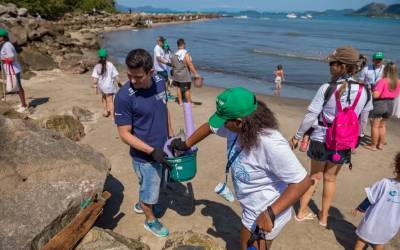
212 126 307 239
114 75 168 162
356 178 400 245
358 65 385 88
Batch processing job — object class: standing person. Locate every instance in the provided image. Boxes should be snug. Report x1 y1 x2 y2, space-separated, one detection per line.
153 36 170 81
114 49 173 237
162 39 174 99
364 62 400 151
92 48 120 118
359 52 385 90
351 152 400 250
170 87 312 249
273 64 285 96
171 38 200 106
289 46 373 227
0 28 27 112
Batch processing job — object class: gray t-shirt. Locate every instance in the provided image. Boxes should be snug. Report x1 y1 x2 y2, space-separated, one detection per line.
356 178 400 245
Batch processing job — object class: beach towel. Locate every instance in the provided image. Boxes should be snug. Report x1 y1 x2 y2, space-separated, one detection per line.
392 95 400 118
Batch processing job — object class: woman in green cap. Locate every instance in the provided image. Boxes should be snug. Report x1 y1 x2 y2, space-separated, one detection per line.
92 48 120 118
170 87 312 249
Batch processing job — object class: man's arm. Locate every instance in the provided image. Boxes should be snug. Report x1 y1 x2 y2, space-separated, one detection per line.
117 125 154 154
156 56 169 65
184 53 200 77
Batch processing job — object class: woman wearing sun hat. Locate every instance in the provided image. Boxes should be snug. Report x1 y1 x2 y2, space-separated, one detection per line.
170 87 312 249
92 48 120 118
289 46 373 227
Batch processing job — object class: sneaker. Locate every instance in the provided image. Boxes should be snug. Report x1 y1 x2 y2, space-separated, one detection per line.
133 202 144 214
144 219 169 237
134 202 163 217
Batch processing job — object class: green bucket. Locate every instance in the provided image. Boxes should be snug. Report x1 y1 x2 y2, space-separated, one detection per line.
166 150 197 182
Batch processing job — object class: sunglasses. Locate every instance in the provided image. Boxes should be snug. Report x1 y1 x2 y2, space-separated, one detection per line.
329 61 342 67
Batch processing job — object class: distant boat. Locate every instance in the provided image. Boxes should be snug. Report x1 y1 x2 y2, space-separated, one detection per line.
306 14 313 18
300 15 308 19
234 15 248 19
286 13 297 19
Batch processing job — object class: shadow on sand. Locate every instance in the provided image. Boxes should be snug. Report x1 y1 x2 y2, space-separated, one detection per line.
95 174 125 230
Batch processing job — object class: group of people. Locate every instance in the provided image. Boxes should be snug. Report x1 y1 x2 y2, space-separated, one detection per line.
110 44 399 250
1 24 399 249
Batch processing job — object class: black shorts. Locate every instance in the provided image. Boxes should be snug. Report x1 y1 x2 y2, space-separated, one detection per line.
369 99 394 119
173 81 191 91
307 140 351 165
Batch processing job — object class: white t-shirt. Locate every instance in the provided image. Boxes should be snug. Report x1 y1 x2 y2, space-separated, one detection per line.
153 44 167 72
307 79 373 143
358 65 385 87
0 41 21 74
92 61 119 94
356 178 400 245
212 126 307 238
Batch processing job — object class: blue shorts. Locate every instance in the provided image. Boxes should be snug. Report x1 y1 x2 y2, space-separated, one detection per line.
132 159 163 205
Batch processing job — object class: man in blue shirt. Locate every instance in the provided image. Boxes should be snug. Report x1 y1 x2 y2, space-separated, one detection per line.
114 49 173 237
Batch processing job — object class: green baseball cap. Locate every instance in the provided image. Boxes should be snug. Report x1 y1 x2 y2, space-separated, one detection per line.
98 48 108 58
0 28 8 37
372 52 384 60
208 87 258 129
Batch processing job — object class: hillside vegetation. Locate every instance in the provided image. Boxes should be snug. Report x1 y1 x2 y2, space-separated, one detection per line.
0 0 116 19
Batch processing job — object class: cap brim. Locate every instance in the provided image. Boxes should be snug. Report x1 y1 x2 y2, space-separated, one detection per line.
208 113 226 129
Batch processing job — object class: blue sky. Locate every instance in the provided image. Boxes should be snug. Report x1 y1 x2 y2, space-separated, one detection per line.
116 0 399 12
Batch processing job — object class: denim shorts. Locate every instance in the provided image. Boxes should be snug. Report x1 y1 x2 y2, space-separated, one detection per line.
132 159 163 205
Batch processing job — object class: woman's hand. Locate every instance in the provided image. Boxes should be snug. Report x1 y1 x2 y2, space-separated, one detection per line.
289 137 299 150
255 211 273 233
351 209 363 217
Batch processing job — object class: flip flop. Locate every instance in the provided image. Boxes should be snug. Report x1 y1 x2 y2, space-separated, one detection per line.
294 212 316 222
318 221 327 227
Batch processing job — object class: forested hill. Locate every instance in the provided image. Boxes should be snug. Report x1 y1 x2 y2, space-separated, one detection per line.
0 0 116 19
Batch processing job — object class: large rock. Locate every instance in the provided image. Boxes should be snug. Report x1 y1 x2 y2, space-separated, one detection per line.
0 101 27 119
19 48 56 71
73 106 94 122
0 115 111 250
0 5 7 16
5 3 17 17
17 8 28 17
76 227 150 250
163 231 224 250
40 115 85 141
10 25 28 46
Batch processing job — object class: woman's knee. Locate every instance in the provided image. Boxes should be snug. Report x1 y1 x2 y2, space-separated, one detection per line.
323 171 337 182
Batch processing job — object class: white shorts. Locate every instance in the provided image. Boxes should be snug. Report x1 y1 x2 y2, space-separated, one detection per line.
245 207 292 240
275 76 282 84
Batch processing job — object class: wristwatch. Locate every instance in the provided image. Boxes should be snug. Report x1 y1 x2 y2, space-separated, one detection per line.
266 206 276 228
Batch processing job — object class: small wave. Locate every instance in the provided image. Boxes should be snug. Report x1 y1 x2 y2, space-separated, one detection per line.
283 32 303 37
260 17 271 20
234 15 248 19
250 49 325 62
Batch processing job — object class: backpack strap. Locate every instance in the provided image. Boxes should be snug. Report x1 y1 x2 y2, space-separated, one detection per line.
323 83 337 107
351 84 364 110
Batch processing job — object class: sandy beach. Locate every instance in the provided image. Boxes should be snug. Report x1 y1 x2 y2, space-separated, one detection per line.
8 69 400 249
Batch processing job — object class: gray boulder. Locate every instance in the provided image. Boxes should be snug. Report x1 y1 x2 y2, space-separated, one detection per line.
19 48 56 71
73 106 94 122
163 231 224 250
75 227 150 250
17 8 28 17
5 3 17 17
10 25 28 46
0 5 7 16
0 115 111 250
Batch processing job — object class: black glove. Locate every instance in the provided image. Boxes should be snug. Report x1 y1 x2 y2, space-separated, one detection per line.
170 138 190 151
150 148 172 170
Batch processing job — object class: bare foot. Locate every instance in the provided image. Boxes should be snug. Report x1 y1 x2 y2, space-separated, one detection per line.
318 212 328 227
363 145 377 151
377 144 384 150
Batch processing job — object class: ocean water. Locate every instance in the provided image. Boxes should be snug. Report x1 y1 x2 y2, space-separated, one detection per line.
103 15 400 99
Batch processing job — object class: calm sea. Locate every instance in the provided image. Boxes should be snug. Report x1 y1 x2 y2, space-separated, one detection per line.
103 15 400 99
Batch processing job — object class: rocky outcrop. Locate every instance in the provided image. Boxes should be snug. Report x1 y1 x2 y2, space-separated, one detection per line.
353 3 400 17
19 48 56 71
163 231 224 250
73 106 95 122
40 115 85 141
0 115 111 250
76 227 150 250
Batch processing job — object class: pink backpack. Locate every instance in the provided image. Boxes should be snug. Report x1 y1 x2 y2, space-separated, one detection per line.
322 85 363 162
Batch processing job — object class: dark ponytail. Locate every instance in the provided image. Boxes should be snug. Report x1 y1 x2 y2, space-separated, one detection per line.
99 57 107 76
